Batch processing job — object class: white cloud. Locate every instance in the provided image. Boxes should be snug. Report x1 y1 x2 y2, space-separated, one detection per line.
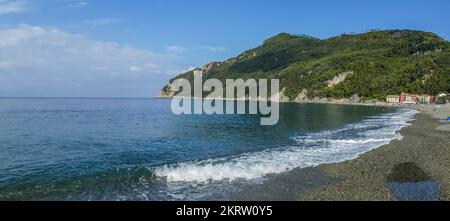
201 46 226 52
84 18 123 26
129 65 142 72
0 61 16 70
62 0 88 8
0 25 187 96
0 0 30 15
0 25 180 73
166 45 188 53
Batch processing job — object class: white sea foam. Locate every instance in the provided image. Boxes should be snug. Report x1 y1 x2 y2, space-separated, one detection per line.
154 108 418 183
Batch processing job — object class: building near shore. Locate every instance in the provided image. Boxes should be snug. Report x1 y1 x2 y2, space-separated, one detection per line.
437 92 448 98
386 95 400 103
400 93 418 104
436 92 449 104
417 95 435 104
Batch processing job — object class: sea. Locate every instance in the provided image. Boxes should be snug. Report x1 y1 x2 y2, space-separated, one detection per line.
0 98 417 200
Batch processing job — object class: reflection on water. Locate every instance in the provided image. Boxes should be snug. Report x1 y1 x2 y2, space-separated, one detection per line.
386 162 441 201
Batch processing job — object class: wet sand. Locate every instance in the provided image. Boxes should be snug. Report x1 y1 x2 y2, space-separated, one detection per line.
232 104 450 201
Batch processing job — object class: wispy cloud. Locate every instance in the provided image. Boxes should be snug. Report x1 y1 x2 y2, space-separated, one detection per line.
62 0 88 9
129 65 142 73
201 46 226 52
0 25 186 96
0 0 30 15
84 18 123 26
166 45 188 53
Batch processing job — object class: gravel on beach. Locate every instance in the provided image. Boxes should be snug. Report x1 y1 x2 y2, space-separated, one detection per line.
232 105 450 201
299 108 450 201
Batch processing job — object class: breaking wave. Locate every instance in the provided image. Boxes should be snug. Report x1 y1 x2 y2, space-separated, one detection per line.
154 108 418 183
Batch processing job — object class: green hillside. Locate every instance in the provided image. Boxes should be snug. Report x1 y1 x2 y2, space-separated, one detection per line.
161 30 450 101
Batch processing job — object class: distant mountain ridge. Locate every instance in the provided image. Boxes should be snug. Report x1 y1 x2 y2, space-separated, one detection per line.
161 30 449 102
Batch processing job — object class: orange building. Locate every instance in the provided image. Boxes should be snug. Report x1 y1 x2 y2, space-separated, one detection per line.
400 93 418 104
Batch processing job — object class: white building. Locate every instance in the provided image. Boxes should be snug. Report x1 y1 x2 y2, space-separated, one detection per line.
386 95 400 103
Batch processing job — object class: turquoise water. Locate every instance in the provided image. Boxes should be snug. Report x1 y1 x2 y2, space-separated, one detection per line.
0 98 415 200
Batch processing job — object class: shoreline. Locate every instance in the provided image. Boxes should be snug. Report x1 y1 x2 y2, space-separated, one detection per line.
231 104 450 201
156 95 437 108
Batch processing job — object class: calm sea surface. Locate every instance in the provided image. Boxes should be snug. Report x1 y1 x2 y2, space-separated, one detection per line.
0 98 415 200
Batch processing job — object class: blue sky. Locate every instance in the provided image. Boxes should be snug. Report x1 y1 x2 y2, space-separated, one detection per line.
0 0 449 97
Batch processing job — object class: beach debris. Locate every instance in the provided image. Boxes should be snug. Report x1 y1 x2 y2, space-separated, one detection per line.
387 162 430 183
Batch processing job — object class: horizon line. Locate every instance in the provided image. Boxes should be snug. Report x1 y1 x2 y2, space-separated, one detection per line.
0 96 160 99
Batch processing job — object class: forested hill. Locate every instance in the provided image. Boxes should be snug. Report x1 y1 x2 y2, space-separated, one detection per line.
161 30 450 101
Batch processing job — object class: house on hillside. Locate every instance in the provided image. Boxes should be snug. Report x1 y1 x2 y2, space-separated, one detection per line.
386 95 400 103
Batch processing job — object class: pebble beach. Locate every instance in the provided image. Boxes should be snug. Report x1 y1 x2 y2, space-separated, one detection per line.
232 104 450 201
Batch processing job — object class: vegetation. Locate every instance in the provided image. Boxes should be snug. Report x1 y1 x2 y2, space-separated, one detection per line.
436 96 448 104
163 30 450 101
